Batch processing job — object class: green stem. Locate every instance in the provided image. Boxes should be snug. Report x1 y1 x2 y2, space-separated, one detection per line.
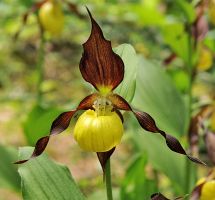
105 159 113 200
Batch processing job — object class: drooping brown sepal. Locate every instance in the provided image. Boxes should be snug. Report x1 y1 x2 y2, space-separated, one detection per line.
79 8 124 92
96 147 115 175
15 94 97 164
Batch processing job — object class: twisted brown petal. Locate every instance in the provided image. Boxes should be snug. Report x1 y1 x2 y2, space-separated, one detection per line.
79 8 124 92
15 93 97 164
110 93 205 165
151 193 169 200
134 111 205 165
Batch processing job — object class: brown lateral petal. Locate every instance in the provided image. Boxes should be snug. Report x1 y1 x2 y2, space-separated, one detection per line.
97 147 115 176
107 94 205 165
151 193 170 200
79 8 124 91
133 110 206 165
78 93 99 110
15 94 97 164
14 110 76 164
108 93 132 111
190 182 205 200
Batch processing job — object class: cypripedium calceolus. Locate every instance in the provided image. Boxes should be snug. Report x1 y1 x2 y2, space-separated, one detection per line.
15 9 205 171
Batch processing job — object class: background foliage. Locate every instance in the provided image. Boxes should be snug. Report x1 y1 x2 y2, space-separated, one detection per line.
0 0 215 199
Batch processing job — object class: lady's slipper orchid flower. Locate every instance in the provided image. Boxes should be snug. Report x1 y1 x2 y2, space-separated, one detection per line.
15 9 205 170
191 169 215 200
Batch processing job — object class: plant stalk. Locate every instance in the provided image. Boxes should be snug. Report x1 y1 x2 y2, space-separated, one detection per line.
105 159 113 200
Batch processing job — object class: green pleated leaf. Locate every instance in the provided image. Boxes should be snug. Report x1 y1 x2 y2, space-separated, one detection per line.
0 144 20 191
18 147 85 200
114 44 139 103
132 57 188 136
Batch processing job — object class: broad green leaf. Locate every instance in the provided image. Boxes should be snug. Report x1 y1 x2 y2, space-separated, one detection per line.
114 44 139 103
0 144 20 191
23 105 63 145
18 147 85 200
132 57 188 136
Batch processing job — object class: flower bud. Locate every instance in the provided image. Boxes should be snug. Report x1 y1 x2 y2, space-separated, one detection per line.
73 110 123 152
39 0 64 35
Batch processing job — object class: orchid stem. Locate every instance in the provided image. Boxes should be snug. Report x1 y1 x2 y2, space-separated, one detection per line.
105 159 113 200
